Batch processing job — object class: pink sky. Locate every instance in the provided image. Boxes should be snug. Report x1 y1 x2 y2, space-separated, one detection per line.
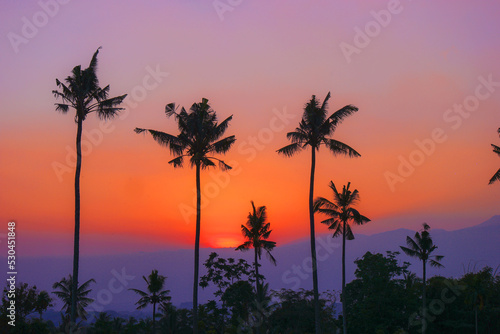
0 0 499 256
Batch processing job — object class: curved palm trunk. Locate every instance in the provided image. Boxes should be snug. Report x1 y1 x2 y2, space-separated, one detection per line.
342 221 347 334
71 117 83 324
422 260 426 334
193 162 201 334
309 148 321 334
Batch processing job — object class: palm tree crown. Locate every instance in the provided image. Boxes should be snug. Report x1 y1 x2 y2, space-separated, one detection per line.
314 181 370 239
400 223 444 267
129 269 171 328
52 275 95 321
135 98 236 170
277 92 360 158
236 201 277 266
489 127 500 184
53 47 127 122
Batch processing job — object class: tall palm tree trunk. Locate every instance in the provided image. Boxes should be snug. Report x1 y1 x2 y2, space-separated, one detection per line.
153 301 156 331
193 162 201 334
71 117 83 324
342 221 347 334
254 248 261 334
254 247 260 299
309 148 321 334
474 307 478 334
422 260 426 334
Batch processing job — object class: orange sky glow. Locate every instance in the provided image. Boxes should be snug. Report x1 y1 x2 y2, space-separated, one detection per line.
0 1 499 256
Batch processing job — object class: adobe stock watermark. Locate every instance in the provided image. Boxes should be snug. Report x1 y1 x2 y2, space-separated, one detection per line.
406 279 466 333
213 0 243 21
51 64 169 182
87 267 136 319
339 0 406 64
7 0 73 54
281 235 340 289
178 107 296 223
385 74 500 192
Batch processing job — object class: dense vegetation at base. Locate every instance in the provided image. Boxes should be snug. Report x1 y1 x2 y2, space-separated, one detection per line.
1 251 499 334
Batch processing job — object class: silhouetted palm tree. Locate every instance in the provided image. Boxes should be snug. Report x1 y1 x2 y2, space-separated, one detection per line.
277 92 360 334
314 181 370 334
52 47 126 323
489 128 500 184
236 201 277 298
135 98 235 333
52 275 95 321
35 290 53 320
400 223 444 334
129 269 171 330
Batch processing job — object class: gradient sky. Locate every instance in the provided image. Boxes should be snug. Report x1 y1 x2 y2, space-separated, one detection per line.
0 0 499 256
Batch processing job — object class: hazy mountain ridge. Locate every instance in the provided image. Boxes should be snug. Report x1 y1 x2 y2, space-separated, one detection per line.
2 216 499 314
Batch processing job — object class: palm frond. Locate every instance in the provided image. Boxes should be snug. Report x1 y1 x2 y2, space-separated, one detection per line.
199 157 216 169
213 115 233 140
489 168 500 184
404 236 421 254
277 143 302 157
400 245 420 258
135 128 185 156
88 47 101 74
129 289 149 297
165 102 179 117
168 156 185 168
328 104 359 130
320 92 331 113
323 138 361 158
429 259 444 268
55 103 70 113
265 249 277 266
96 94 128 120
210 136 236 154
313 196 338 212
349 208 370 225
286 130 308 144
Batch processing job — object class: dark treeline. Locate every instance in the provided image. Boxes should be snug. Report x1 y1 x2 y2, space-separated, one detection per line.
1 251 500 333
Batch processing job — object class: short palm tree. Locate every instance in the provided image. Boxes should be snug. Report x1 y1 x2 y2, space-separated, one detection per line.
135 98 235 333
129 269 171 330
277 92 360 334
314 181 370 334
236 201 277 299
400 223 444 334
35 290 53 320
52 47 126 323
52 275 96 321
489 128 500 184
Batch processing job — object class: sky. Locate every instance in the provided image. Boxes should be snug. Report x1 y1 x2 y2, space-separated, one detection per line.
0 0 499 257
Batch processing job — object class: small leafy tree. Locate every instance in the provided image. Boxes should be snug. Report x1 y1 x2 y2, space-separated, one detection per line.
200 252 254 332
344 252 418 333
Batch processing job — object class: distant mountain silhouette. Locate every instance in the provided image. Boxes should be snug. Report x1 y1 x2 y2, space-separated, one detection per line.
2 216 499 314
